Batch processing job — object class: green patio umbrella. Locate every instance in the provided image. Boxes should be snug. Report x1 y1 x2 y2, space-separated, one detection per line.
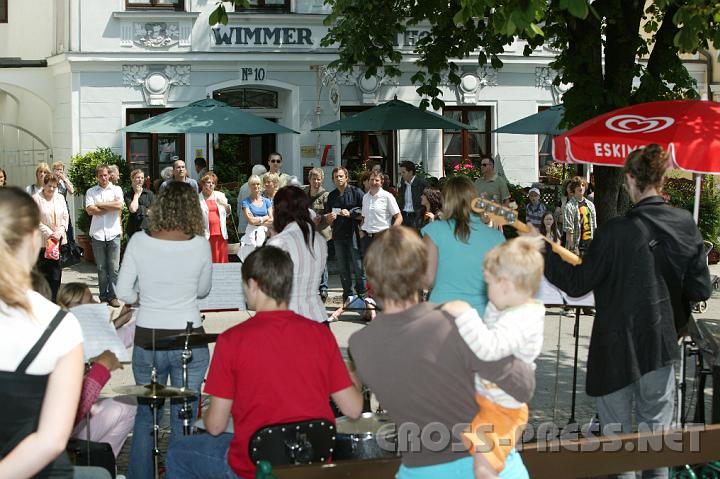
312 98 472 131
119 98 299 134
494 104 566 136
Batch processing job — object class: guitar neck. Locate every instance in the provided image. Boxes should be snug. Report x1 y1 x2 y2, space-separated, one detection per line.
470 197 582 266
510 220 582 266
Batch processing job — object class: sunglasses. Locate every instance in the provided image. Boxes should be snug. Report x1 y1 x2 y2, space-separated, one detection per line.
269 160 282 164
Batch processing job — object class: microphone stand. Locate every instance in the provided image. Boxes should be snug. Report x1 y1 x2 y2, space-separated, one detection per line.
180 322 193 436
150 366 161 479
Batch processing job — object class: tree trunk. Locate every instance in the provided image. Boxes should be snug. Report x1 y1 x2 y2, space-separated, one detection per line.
593 166 631 225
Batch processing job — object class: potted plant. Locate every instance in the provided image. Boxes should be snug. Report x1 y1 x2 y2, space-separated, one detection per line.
446 160 483 181
67 147 131 263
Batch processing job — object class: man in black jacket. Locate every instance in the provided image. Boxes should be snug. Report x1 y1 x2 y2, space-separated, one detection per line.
398 161 428 227
544 145 711 479
325 167 366 301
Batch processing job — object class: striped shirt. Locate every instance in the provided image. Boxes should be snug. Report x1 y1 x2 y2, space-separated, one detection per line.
267 222 328 323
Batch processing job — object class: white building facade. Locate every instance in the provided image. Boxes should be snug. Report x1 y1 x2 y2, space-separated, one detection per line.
0 0 710 192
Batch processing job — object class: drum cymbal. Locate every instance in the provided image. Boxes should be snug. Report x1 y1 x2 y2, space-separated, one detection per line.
140 332 219 350
114 383 197 399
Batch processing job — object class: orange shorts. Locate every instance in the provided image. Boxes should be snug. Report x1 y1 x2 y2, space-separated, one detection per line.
463 393 529 473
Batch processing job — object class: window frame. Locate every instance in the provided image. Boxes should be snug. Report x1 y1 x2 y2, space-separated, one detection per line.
236 0 291 12
125 0 185 11
0 0 7 23
441 106 492 167
340 106 396 183
125 108 185 181
213 87 279 110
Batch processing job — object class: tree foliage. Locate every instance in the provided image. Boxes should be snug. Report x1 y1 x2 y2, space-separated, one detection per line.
209 0 720 222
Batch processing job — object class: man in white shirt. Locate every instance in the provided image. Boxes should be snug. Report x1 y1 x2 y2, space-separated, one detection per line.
260 152 291 189
360 169 401 253
398 160 428 227
85 165 124 307
160 158 199 193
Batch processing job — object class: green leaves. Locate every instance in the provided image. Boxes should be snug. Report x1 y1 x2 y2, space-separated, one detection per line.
558 0 589 19
209 1 251 26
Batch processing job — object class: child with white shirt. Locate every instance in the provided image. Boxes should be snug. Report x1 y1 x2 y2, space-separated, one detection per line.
445 236 545 477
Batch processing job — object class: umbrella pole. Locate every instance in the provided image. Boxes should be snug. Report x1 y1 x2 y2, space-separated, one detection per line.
206 133 211 170
693 174 702 224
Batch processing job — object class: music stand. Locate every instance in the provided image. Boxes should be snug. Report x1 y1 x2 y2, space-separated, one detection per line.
536 277 595 427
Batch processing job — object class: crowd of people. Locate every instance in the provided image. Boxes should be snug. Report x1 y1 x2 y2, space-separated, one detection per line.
0 143 713 479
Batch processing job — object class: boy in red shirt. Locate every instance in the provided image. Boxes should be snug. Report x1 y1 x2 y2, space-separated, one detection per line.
166 246 363 479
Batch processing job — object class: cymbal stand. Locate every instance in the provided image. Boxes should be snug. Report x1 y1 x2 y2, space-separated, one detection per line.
180 322 193 436
149 366 161 479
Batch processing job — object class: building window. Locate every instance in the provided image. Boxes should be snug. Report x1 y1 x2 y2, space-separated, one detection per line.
126 0 185 10
0 0 7 23
237 0 290 11
125 109 185 187
214 87 278 109
340 107 396 183
442 106 492 169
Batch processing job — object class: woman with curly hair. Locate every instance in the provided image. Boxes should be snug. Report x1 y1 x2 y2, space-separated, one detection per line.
117 181 212 479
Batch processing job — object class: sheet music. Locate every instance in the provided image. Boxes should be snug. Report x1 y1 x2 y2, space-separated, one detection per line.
70 303 130 361
536 276 595 307
198 263 246 311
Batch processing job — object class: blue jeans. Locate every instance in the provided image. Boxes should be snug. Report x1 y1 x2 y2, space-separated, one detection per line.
595 365 675 479
128 345 210 479
91 236 120 301
397 449 528 479
166 433 240 479
319 265 328 293
333 238 365 299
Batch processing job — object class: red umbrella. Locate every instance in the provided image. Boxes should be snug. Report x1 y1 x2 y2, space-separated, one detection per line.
552 100 720 173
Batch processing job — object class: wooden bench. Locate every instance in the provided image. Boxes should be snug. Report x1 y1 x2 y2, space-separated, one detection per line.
268 425 720 478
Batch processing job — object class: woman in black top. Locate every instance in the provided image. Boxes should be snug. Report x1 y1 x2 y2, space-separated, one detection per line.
0 187 84 478
125 169 154 238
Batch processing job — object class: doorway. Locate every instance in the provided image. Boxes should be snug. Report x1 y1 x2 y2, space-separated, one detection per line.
214 133 276 185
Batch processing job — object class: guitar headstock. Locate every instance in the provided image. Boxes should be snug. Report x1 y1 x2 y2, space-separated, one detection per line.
471 196 518 226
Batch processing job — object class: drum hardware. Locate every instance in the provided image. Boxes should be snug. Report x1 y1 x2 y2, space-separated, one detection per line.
113 383 197 399
150 367 161 479
285 434 314 463
180 322 194 436
249 419 335 466
333 412 398 461
689 317 720 424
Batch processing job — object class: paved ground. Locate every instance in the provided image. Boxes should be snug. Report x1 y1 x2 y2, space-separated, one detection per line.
62 260 720 474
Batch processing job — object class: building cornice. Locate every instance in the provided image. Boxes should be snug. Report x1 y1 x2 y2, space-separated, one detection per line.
112 11 200 21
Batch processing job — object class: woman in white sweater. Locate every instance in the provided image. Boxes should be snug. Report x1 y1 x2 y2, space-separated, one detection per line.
33 174 69 301
267 186 327 323
117 181 212 479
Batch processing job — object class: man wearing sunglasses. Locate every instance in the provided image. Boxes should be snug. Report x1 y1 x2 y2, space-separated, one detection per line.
261 152 291 189
474 154 510 206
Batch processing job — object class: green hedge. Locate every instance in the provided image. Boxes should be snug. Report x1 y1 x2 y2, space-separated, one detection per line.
665 176 720 247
